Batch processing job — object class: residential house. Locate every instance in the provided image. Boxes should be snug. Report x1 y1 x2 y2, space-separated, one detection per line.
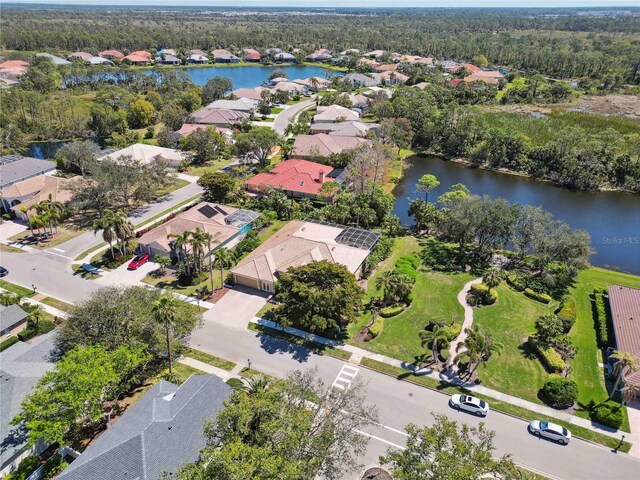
98 144 186 169
269 76 289 86
98 50 125 60
243 49 261 62
274 52 296 63
607 285 640 388
292 134 370 159
0 60 28 87
371 71 409 86
57 375 232 480
310 120 379 137
374 64 398 73
36 53 71 66
176 124 233 142
191 107 250 128
231 86 269 102
188 53 209 64
389 52 403 63
313 105 360 123
245 158 342 201
88 56 113 66
0 156 57 214
359 58 381 69
306 49 332 62
363 50 385 59
68 52 94 62
130 50 153 61
206 98 258 114
156 54 180 65
347 93 369 109
343 73 378 88
292 77 329 91
124 53 151 65
0 60 29 70
232 219 379 293
212 49 240 63
1 332 57 476
273 81 307 95
189 49 207 56
0 304 29 338
463 69 505 85
2 174 76 221
137 202 260 258
157 48 176 56
438 60 461 73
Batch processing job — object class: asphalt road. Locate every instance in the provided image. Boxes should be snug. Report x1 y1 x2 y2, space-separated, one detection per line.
2 256 639 480
273 99 315 135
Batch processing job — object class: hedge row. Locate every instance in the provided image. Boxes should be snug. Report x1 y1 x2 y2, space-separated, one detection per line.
506 274 526 292
0 336 19 352
469 283 498 305
524 288 553 304
379 305 405 318
555 299 577 333
369 317 384 338
592 403 623 429
593 288 609 347
17 320 55 342
530 337 565 373
394 254 420 282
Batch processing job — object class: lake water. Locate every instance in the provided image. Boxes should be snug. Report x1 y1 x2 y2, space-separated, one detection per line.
393 155 640 274
142 64 335 88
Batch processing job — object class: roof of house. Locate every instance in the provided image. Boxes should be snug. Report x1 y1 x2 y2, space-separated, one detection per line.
5 175 77 214
372 71 409 83
292 134 369 158
273 81 306 93
124 54 150 64
231 87 268 101
462 69 504 85
292 77 329 88
310 121 379 137
130 50 153 60
274 52 295 60
347 93 369 106
344 73 378 86
191 107 250 126
98 50 125 59
189 49 207 56
608 285 640 386
35 53 71 66
188 54 208 62
232 220 377 283
246 158 334 196
212 49 239 60
69 52 94 61
158 54 180 63
207 98 257 112
176 124 232 138
364 50 385 58
98 144 184 166
0 156 56 188
157 48 176 55
57 375 232 480
88 56 113 65
1 332 57 470
0 60 29 70
374 64 398 72
314 105 360 123
0 304 28 332
244 52 261 61
243 48 260 55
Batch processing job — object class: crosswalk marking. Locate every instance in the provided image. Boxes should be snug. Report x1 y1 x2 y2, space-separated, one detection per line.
332 364 359 390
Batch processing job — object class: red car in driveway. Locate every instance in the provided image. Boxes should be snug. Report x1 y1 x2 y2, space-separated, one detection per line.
128 253 149 270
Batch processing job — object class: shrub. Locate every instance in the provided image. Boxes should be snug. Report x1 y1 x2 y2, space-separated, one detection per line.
555 299 576 333
530 337 565 373
0 336 19 352
439 349 450 362
397 254 421 270
379 305 405 318
524 288 553 304
541 375 578 409
593 289 610 346
469 283 498 305
506 274 525 292
592 403 623 429
420 237 465 271
443 323 462 341
18 328 37 342
40 454 67 480
226 378 246 390
369 318 384 337
5 455 40 480
394 264 417 282
39 320 55 334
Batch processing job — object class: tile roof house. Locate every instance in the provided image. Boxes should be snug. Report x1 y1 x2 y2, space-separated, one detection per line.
374 63 398 73
157 48 176 56
156 54 180 65
36 53 71 66
607 285 640 387
98 144 186 168
463 69 505 85
188 53 209 64
206 98 258 113
130 50 153 60
273 81 307 95
124 53 151 65
232 220 379 293
364 50 385 59
88 56 113 66
310 121 379 137
189 49 207 56
137 202 260 258
292 77 329 91
191 107 250 128
292 134 370 159
68 52 94 62
0 304 29 338
98 50 125 60
274 52 296 63
1 332 57 476
176 124 233 141
347 93 369 109
244 49 261 62
212 49 240 63
245 158 338 200
0 60 29 70
2 174 77 221
343 73 378 88
57 375 232 480
0 156 56 189
305 49 332 62
313 105 360 123
231 86 269 101
371 71 409 86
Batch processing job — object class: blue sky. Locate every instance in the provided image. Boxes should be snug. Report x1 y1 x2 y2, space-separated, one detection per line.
6 1 640 7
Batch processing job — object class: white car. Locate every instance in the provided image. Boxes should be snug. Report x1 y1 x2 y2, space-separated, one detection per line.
529 420 571 445
449 394 489 416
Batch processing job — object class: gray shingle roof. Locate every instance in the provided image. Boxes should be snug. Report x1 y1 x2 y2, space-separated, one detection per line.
0 304 28 332
58 374 232 480
1 331 57 471
0 156 56 188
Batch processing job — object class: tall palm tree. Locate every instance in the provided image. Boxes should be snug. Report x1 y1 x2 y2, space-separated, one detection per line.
201 231 220 294
189 228 209 274
621 384 640 405
93 211 117 259
483 266 503 289
112 210 134 256
420 323 450 365
375 271 395 306
24 304 45 328
456 325 502 379
214 248 233 289
309 77 320 91
152 295 181 375
168 230 191 262
36 194 64 235
609 351 640 400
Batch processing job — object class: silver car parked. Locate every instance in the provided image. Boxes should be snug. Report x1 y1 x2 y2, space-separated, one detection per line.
529 420 571 445
449 394 489 416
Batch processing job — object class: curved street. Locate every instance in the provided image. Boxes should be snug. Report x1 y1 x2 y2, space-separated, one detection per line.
272 99 315 135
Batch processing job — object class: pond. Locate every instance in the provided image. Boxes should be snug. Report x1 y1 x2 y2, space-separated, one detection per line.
142 64 336 88
393 155 640 274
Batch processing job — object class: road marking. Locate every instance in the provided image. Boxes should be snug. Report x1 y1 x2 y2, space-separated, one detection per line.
332 364 359 390
51 248 65 253
353 428 406 450
44 250 72 260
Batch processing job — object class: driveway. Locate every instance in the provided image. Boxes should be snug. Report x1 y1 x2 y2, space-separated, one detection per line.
95 259 157 287
201 285 270 330
273 99 315 135
0 219 27 242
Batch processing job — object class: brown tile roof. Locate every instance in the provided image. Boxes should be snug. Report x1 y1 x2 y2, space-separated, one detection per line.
191 107 249 127
292 134 370 158
231 87 268 101
246 159 334 196
98 50 125 59
0 60 29 70
313 105 360 123
608 285 640 386
4 175 78 214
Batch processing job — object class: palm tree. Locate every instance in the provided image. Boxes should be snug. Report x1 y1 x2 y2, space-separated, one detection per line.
420 323 450 365
152 295 181 375
609 350 640 400
214 248 233 289
112 210 134 256
483 266 503 289
243 374 273 395
309 77 320 91
93 211 117 259
189 228 208 274
456 325 502 379
201 231 221 294
168 231 191 262
36 194 64 235
155 254 170 275
621 384 640 405
375 271 395 306
24 304 45 329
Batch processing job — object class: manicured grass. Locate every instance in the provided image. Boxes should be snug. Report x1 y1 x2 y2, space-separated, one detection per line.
360 357 630 453
239 366 278 381
569 268 640 428
271 107 284 114
474 283 555 404
0 280 35 297
350 267 472 364
256 301 278 318
183 158 237 176
155 178 190 197
256 219 287 242
9 227 86 250
40 297 74 312
141 269 222 297
247 323 352 361
183 347 235 371
172 362 206 383
0 244 25 253
257 117 275 122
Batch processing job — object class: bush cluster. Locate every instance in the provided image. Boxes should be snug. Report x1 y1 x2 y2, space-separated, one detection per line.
369 317 384 338
17 320 55 342
394 254 420 282
541 375 578 409
524 288 553 304
530 337 565 373
593 288 609 346
5 455 40 480
379 305 405 318
469 283 498 305
506 274 526 292
420 237 468 272
234 230 261 262
0 336 19 352
555 300 576 333
592 403 623 429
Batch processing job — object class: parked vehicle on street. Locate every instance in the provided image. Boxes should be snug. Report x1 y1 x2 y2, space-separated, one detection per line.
449 394 489 416
128 253 149 270
529 420 571 445
0 266 8 277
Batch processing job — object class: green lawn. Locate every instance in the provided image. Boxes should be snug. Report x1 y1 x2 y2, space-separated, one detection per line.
184 157 237 176
256 220 287 242
474 284 555 403
172 363 206 383
40 297 74 312
183 347 236 371
0 280 34 297
142 269 223 297
156 178 190 196
271 107 284 114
